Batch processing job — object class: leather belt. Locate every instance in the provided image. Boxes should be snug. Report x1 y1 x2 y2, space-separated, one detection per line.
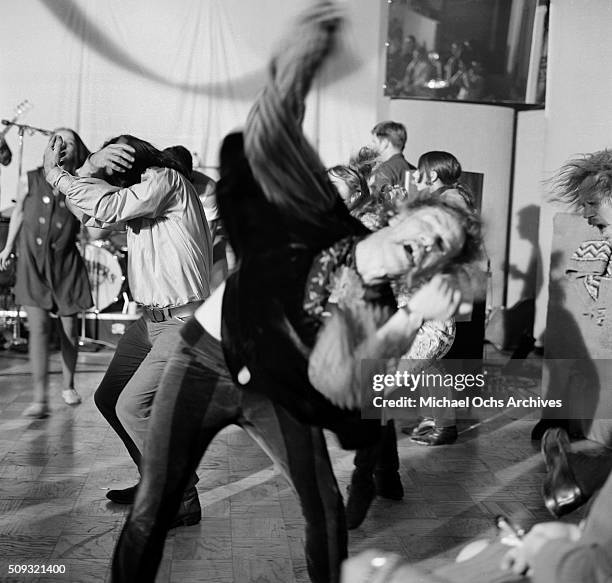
141 300 204 323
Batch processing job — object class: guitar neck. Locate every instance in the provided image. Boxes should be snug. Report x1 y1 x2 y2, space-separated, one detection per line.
1 102 31 139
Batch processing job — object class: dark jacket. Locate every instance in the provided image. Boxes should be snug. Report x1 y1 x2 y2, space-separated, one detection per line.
217 7 396 449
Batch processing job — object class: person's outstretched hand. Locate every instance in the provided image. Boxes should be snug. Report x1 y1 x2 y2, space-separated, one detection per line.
500 522 581 576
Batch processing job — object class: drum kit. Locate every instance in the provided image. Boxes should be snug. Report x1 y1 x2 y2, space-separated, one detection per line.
76 229 132 350
0 217 26 351
0 221 132 351
80 228 129 313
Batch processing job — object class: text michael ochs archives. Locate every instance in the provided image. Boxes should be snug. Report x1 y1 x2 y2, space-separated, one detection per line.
368 371 563 410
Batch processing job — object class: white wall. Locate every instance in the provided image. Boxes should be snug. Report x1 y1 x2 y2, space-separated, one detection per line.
0 0 381 210
382 99 514 309
533 0 612 344
375 0 521 310
311 0 381 165
506 109 546 308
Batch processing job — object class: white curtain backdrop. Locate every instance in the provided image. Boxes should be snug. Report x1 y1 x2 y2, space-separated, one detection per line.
0 0 381 208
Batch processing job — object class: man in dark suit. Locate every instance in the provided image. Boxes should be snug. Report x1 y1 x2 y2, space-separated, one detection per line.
369 120 415 198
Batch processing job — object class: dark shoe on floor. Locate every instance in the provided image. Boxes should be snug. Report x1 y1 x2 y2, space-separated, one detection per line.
170 488 201 529
401 417 435 437
541 427 585 518
411 425 458 446
106 483 139 504
374 470 404 500
531 418 569 441
345 472 375 530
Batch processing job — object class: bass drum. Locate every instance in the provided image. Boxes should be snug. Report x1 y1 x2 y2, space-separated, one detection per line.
0 217 16 289
80 243 126 312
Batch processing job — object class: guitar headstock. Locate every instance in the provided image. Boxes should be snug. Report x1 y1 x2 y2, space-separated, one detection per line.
14 100 32 117
0 100 34 139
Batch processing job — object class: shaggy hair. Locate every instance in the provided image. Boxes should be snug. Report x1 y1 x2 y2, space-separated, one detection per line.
327 164 370 212
399 192 483 269
349 146 379 180
164 145 193 180
551 149 612 208
102 134 185 188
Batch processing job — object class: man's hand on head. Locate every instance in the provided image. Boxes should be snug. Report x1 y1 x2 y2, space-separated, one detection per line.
88 143 135 175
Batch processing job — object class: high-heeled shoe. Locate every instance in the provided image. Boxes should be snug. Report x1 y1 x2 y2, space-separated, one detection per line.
541 427 586 517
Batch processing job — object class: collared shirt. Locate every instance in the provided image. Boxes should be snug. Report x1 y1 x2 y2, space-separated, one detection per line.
191 170 219 223
48 165 212 308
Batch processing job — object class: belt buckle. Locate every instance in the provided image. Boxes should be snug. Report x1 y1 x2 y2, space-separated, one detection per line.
149 307 166 323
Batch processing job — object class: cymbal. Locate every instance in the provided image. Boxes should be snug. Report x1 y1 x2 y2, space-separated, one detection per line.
0 206 14 219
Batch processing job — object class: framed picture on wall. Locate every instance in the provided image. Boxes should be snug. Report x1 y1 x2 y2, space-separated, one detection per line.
385 0 549 106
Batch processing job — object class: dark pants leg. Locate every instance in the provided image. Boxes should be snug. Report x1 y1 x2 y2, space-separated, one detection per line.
94 317 151 468
353 419 399 476
112 321 346 583
242 392 347 583
112 325 238 582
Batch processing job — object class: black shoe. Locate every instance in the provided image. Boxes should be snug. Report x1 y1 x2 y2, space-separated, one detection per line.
401 417 435 437
374 471 404 500
541 428 585 518
531 418 569 441
106 483 139 504
345 473 375 530
411 425 458 446
170 488 201 529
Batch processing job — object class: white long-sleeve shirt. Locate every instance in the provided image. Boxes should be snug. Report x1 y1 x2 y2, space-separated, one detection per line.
48 165 212 308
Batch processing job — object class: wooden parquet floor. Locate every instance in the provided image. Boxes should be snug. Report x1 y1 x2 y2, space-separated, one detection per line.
0 344 572 583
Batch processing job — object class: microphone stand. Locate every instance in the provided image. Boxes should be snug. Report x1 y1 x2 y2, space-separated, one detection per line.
0 120 52 138
77 228 117 352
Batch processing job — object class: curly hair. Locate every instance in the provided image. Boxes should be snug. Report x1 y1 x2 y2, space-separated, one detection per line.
550 149 612 208
349 146 379 180
328 164 370 212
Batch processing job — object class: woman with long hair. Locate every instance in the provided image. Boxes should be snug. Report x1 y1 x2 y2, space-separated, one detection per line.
412 150 474 209
405 150 480 446
0 128 92 417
